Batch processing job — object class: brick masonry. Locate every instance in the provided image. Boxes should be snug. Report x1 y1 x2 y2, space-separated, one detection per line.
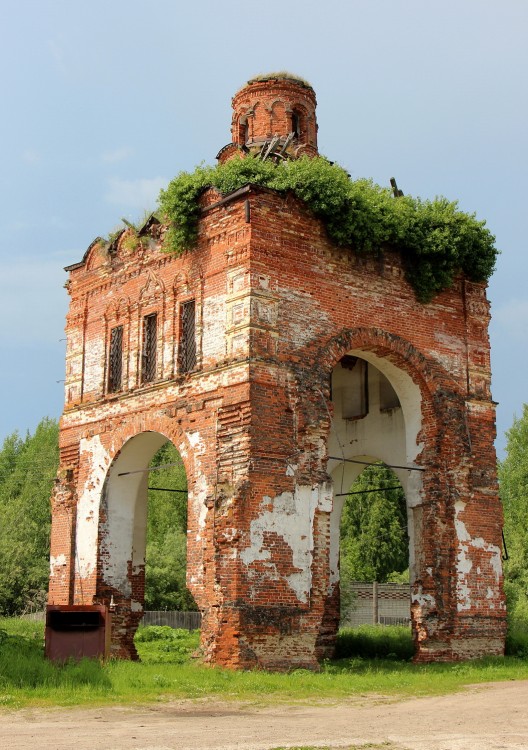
48 75 506 669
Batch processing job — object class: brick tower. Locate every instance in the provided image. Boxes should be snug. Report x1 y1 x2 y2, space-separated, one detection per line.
48 74 506 668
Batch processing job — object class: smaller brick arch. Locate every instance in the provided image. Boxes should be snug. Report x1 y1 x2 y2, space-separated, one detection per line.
68 414 209 659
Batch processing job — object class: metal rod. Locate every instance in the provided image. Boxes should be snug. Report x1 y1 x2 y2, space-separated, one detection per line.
502 528 509 561
327 456 425 472
334 485 402 497
148 487 188 493
118 462 183 477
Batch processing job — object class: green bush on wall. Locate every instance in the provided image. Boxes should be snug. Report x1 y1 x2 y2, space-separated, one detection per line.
158 155 497 303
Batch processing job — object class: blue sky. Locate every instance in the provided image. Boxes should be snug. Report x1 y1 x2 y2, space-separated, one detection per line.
1 0 526 458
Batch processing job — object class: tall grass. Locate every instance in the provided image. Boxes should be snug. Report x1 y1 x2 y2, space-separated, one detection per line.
335 625 414 660
1 618 527 709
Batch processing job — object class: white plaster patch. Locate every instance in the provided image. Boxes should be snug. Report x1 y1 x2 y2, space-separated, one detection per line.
240 484 320 603
411 590 436 608
489 544 503 578
202 294 227 359
457 582 472 611
131 600 143 612
454 499 471 542
76 434 110 579
455 498 503 611
317 483 333 513
188 430 205 452
83 337 105 393
457 547 473 576
186 428 209 538
194 474 208 533
50 553 67 577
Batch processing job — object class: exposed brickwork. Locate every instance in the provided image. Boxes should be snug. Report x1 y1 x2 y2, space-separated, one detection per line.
48 76 506 669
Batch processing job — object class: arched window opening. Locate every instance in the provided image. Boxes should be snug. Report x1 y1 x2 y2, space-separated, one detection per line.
292 110 301 138
339 463 409 628
238 117 249 144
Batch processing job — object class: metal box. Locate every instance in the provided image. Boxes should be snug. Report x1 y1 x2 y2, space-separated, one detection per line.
45 604 111 661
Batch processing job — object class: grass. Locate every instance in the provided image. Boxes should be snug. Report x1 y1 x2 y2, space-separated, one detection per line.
1 618 527 710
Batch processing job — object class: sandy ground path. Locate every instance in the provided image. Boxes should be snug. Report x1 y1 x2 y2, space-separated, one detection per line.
1 681 527 750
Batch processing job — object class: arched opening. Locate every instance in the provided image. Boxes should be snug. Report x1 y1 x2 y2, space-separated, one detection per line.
96 430 197 657
327 351 423 645
291 110 301 138
238 116 249 144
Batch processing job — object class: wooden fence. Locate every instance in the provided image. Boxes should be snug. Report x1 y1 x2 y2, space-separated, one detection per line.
23 583 410 630
141 610 202 630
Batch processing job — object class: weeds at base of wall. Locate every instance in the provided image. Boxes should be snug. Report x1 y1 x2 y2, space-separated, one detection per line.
1 618 527 710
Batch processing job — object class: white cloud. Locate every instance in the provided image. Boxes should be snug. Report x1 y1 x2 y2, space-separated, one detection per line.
101 147 133 164
492 298 528 342
104 176 167 211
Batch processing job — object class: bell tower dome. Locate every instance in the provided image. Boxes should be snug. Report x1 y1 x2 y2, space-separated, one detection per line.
226 73 318 160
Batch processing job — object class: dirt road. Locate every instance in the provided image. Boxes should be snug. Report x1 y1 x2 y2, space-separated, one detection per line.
1 681 527 750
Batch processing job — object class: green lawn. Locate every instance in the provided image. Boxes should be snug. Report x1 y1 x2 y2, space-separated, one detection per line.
1 618 527 709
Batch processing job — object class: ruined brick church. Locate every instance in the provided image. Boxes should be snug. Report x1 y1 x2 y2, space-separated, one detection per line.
48 74 506 668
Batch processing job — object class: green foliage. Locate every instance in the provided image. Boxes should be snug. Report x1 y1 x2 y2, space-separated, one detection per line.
498 405 528 628
145 443 197 611
335 625 414 661
340 464 409 587
245 71 313 88
135 626 199 664
0 419 59 615
158 155 497 302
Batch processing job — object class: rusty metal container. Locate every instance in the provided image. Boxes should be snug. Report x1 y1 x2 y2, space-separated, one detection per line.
45 604 111 661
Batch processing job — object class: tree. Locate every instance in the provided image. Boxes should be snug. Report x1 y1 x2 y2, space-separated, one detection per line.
340 463 409 586
498 405 528 624
145 442 197 611
0 418 59 614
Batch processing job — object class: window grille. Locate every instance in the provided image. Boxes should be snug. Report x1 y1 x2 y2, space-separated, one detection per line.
179 300 196 373
142 313 157 383
108 326 123 392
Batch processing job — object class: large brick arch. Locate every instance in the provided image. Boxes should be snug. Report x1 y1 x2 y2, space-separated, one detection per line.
293 326 486 660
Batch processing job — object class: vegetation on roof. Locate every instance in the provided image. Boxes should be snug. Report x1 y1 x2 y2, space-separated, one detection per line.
245 71 313 89
158 155 498 303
